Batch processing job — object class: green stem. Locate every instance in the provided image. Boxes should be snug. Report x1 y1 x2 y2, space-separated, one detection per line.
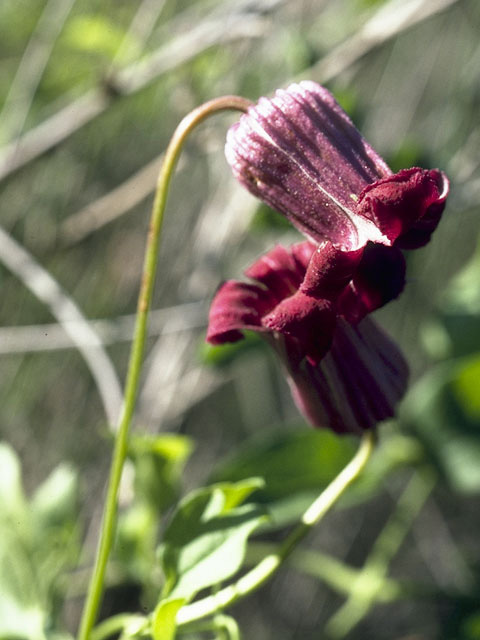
178 614 240 639
176 431 375 627
76 94 252 640
90 613 148 640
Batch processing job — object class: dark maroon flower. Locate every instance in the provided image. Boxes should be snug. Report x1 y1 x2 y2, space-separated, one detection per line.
225 81 448 251
207 82 449 434
207 242 408 434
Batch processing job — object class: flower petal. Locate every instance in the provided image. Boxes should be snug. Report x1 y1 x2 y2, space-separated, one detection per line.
337 244 406 322
263 292 335 365
286 317 408 434
245 242 315 301
206 280 273 344
300 241 364 300
356 167 449 247
225 81 390 250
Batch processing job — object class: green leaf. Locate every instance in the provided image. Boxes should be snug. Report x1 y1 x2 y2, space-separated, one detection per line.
152 598 186 640
115 501 157 583
249 203 293 233
404 356 480 493
211 427 355 525
0 443 27 517
129 433 193 513
199 331 263 368
159 479 267 601
0 446 79 640
31 463 78 529
442 239 480 315
452 353 480 419
0 508 46 639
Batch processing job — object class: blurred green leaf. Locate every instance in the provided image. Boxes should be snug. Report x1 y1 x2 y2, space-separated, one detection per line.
31 463 78 529
404 357 480 493
387 138 425 174
63 15 131 60
152 598 186 640
159 479 267 601
453 354 480 419
116 501 158 584
129 433 193 513
442 239 480 315
211 427 357 528
211 427 355 500
249 203 293 233
0 447 81 639
0 445 46 640
199 331 264 368
463 610 480 639
0 442 27 516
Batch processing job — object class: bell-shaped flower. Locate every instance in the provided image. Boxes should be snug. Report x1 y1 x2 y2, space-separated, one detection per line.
207 242 408 435
207 81 449 434
225 81 448 251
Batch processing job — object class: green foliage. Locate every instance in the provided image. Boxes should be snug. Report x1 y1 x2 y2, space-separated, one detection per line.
211 427 355 527
115 434 193 590
152 598 186 640
0 444 79 640
128 433 193 513
249 203 294 233
199 331 264 368
62 14 131 61
1 0 480 637
159 479 267 601
463 610 480 639
212 427 354 498
404 357 480 493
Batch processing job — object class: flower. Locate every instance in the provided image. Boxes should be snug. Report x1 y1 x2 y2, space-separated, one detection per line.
225 81 449 251
207 242 408 434
206 82 449 434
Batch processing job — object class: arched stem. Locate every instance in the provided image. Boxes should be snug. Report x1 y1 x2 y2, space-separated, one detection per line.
77 94 252 640
176 430 375 627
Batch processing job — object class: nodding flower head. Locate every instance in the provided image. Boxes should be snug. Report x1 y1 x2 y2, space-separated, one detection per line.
207 81 449 435
207 242 408 435
225 81 448 251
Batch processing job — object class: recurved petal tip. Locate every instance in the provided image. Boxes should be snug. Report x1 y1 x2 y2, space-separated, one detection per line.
357 168 450 248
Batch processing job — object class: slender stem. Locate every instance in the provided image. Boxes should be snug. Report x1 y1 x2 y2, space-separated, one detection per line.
76 94 252 640
178 614 240 639
177 431 376 627
90 613 148 640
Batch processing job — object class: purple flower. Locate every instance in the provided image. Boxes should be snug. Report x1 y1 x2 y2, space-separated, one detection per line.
226 81 448 251
206 82 449 434
207 242 408 434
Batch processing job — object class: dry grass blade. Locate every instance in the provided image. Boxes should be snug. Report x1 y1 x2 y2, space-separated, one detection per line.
0 225 123 426
311 0 460 83
60 154 165 245
0 0 77 144
0 8 270 182
0 301 206 353
59 0 459 247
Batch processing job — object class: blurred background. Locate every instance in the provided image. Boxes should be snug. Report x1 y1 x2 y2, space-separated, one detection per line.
1 0 480 638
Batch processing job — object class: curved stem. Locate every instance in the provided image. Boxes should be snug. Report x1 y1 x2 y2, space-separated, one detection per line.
90 613 148 640
177 431 376 627
178 614 240 639
77 94 252 640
